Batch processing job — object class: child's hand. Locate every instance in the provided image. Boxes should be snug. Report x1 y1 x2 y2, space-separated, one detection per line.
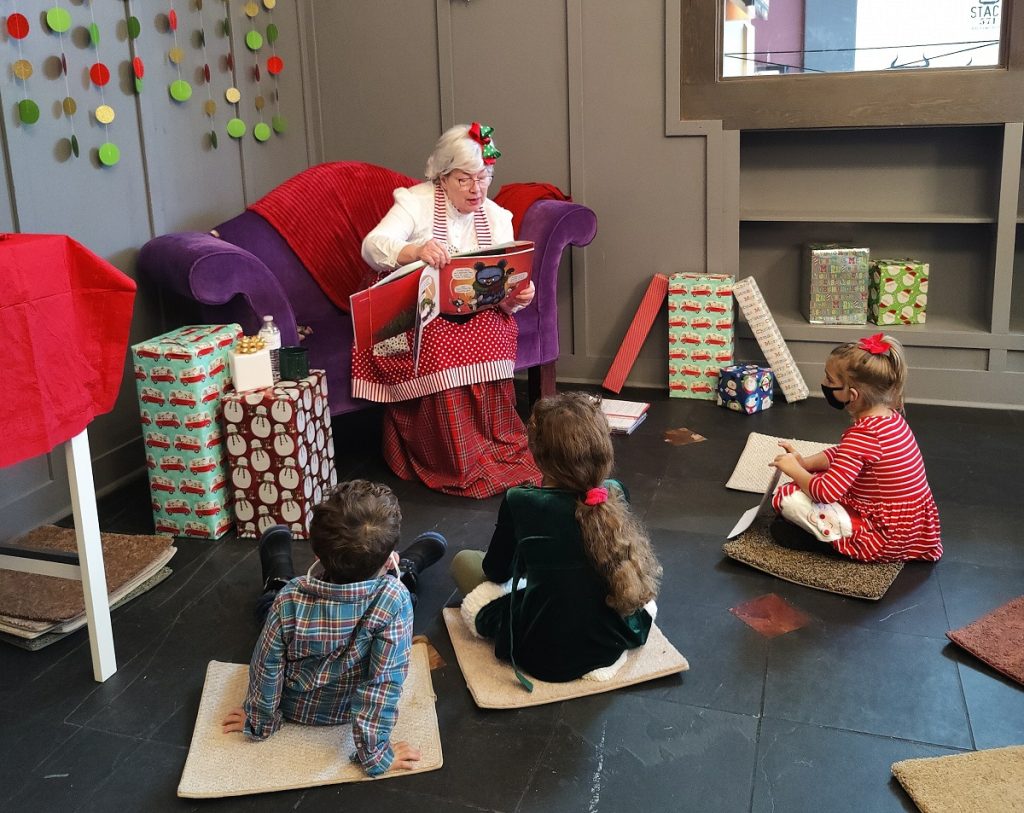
390 741 422 770
777 441 805 469
221 706 247 734
771 452 805 479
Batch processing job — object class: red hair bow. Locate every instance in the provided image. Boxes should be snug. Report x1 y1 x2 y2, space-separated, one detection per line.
858 333 891 355
468 121 501 165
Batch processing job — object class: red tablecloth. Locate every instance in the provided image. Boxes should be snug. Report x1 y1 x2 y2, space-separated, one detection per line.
0 234 136 468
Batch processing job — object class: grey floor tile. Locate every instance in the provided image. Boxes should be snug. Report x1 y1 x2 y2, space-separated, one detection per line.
951 649 1024 750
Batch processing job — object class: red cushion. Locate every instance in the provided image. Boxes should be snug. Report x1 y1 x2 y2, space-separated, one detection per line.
249 162 418 312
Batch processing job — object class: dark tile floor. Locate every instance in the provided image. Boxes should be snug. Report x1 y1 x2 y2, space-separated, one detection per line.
2 386 1022 812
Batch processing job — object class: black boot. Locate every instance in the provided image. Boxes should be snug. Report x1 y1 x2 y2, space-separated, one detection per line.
398 531 448 594
259 524 296 593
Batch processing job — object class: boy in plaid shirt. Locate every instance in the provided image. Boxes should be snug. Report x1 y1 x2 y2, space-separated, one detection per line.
221 479 446 776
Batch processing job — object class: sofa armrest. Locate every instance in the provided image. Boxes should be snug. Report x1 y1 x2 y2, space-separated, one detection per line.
138 232 300 344
516 199 598 363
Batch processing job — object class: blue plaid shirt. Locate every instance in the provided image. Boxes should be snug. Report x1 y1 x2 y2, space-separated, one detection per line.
243 569 413 776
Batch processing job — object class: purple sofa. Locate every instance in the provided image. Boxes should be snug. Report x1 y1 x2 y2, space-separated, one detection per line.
138 162 597 416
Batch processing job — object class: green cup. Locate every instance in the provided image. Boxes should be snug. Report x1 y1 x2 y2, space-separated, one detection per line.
278 346 309 382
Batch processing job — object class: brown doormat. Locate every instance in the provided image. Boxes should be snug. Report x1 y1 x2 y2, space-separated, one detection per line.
0 525 174 622
723 522 903 601
892 746 1024 813
946 596 1024 687
0 566 174 651
177 643 442 798
443 608 688 709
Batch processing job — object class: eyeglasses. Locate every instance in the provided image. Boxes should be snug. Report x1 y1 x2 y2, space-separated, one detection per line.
449 172 493 191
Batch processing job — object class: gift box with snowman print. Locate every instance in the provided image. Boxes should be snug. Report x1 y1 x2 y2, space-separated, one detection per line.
221 370 337 540
716 363 775 414
868 259 929 325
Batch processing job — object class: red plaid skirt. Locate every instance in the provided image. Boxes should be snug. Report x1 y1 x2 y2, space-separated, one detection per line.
383 380 541 499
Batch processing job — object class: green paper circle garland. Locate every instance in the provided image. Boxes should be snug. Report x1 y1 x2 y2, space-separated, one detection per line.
98 142 120 166
17 98 40 124
227 117 246 138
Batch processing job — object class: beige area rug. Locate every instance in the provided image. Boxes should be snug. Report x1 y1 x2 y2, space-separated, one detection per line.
892 746 1024 813
947 596 1024 687
442 608 688 709
177 642 442 798
0 526 175 622
0 566 174 650
723 522 903 600
726 432 832 493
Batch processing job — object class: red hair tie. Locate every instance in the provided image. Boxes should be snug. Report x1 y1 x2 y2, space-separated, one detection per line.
583 486 608 506
858 333 891 355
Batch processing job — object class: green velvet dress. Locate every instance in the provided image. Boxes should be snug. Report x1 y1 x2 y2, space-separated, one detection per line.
475 481 653 682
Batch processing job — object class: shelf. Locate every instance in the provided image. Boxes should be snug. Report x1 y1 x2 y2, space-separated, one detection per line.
741 213 996 224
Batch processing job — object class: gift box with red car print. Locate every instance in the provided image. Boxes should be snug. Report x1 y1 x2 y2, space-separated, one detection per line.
221 370 337 540
716 363 775 414
132 324 241 539
869 259 929 325
668 273 735 399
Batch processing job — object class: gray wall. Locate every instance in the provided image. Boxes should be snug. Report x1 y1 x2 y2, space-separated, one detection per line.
1 1 311 540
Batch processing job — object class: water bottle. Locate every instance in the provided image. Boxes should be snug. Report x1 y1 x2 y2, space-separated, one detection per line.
258 314 281 381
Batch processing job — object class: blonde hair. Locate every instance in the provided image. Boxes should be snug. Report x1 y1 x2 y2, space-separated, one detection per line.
424 123 495 181
527 392 662 615
828 334 908 410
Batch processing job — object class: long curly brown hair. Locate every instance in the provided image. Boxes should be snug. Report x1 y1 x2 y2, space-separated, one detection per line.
528 392 661 615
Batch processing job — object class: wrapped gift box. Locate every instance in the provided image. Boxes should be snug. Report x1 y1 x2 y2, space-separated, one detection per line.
716 363 775 414
133 324 241 539
869 259 929 325
803 244 870 325
221 370 337 540
668 273 735 399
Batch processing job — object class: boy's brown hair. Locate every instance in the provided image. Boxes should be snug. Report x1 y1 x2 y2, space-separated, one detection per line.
309 480 402 584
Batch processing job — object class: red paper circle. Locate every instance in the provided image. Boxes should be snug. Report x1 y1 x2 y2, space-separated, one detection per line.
90 63 111 87
203 63 211 82
226 52 234 71
254 63 261 81
7 13 29 39
168 9 178 30
61 53 68 76
267 55 284 75
133 56 145 79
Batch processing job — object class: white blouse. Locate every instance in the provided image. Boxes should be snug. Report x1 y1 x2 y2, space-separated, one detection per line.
361 181 514 273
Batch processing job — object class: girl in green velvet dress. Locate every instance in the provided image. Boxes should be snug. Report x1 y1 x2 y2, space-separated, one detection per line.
450 392 662 684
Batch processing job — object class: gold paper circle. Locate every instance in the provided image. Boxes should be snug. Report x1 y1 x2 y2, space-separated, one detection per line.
62 97 77 116
244 1 259 18
13 59 33 80
263 0 277 8
204 99 217 117
169 47 185 65
95 104 115 124
225 87 241 104
254 95 265 110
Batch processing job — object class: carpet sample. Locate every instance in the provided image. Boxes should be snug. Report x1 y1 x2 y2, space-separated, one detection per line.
947 596 1024 687
177 642 442 798
726 432 832 493
443 608 688 709
0 566 174 651
730 593 811 638
0 526 174 622
892 746 1024 813
723 522 903 601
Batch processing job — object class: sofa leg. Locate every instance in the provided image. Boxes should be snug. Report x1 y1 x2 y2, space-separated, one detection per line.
527 362 557 407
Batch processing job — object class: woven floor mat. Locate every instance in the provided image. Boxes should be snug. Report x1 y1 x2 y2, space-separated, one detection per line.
726 432 831 493
443 608 687 709
177 642 442 798
723 522 903 601
892 746 1024 813
947 596 1024 687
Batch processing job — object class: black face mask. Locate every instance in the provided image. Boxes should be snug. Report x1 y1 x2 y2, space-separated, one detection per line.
821 384 850 410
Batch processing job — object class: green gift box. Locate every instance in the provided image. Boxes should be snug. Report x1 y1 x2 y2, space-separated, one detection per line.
132 324 241 539
869 259 929 326
803 244 870 325
667 273 735 399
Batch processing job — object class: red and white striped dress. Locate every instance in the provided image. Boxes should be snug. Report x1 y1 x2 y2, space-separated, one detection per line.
772 411 942 562
353 182 541 499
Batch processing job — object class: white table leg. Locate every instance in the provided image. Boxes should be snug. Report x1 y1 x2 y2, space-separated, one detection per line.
65 428 117 682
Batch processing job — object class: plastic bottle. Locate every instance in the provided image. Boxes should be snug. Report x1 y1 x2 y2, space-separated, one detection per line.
258 314 281 381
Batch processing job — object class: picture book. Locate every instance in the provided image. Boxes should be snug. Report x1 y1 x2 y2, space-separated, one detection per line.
349 241 535 354
600 399 650 435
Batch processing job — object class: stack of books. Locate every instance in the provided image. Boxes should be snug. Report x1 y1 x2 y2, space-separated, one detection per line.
600 398 650 435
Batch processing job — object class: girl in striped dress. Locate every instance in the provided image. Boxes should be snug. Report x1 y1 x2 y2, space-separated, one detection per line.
769 334 942 562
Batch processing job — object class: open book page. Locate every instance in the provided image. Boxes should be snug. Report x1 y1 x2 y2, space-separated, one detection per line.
726 468 783 539
600 399 650 434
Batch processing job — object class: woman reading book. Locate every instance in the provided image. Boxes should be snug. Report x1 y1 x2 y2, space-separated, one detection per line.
353 122 540 498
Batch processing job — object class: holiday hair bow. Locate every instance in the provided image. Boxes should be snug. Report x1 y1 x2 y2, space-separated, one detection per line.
583 486 608 506
468 121 501 164
858 333 891 355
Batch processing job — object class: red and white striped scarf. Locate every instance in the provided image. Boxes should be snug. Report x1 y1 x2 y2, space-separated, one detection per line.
432 182 492 251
